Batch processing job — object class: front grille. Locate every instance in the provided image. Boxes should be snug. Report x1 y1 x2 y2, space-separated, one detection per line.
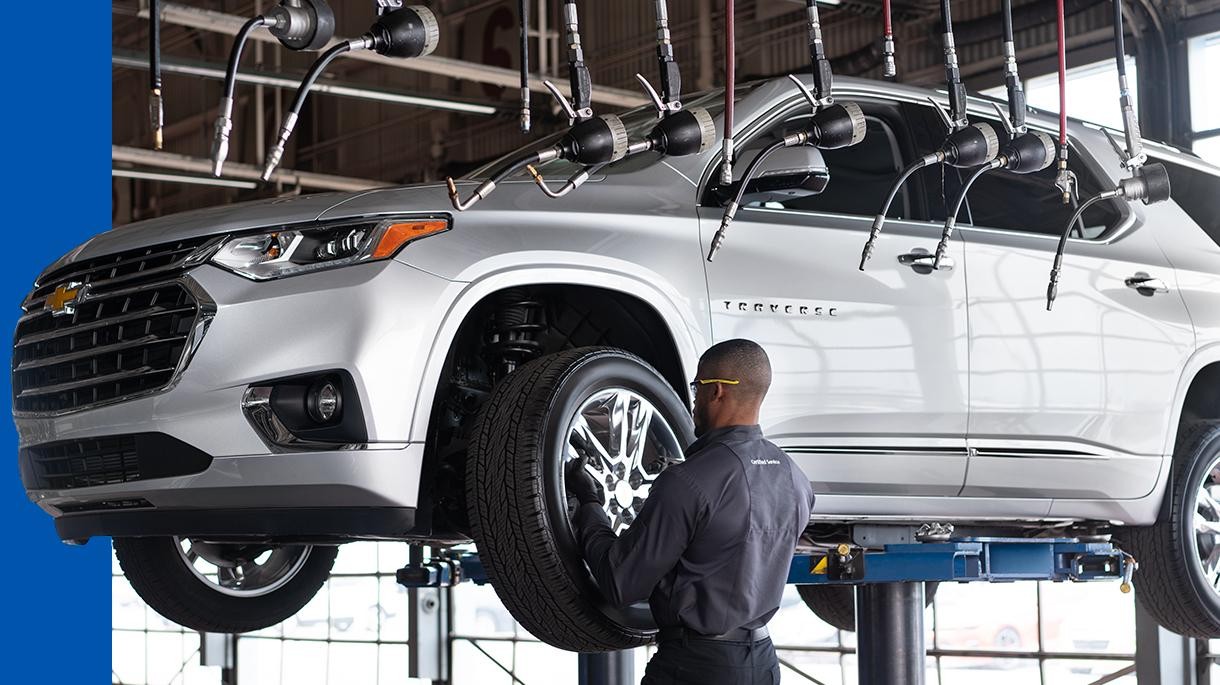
22 433 213 491
23 237 212 311
13 238 213 414
27 435 141 489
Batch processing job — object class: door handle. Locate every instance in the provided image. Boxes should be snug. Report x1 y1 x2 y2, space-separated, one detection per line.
1125 273 1169 295
897 249 954 273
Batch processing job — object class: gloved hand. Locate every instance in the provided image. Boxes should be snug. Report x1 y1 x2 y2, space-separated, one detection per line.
565 456 603 506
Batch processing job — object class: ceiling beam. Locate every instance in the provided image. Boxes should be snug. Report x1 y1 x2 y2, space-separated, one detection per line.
135 2 647 110
111 49 501 115
112 145 386 193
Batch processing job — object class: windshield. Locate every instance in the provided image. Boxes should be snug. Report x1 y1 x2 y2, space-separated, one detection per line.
467 83 764 180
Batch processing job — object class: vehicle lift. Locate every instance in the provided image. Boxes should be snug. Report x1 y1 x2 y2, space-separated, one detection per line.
397 535 1134 684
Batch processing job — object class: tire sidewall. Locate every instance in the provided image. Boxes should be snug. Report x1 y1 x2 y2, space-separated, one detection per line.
538 350 695 628
1172 428 1220 620
115 537 338 633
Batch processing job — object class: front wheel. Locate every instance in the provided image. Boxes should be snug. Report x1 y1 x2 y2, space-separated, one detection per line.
1125 421 1220 637
113 536 338 633
466 347 694 652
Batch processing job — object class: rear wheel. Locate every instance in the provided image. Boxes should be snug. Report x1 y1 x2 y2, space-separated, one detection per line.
466 347 693 651
796 582 938 632
113 536 338 633
1125 421 1220 637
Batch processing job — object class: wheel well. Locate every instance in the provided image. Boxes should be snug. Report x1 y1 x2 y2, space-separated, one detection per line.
1181 362 1220 430
417 285 689 538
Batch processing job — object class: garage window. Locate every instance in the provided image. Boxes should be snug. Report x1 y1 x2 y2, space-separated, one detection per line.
959 147 1125 239
1154 157 1220 246
1190 31 1220 165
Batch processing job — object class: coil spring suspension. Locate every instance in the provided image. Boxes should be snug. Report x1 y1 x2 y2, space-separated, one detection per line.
486 289 546 379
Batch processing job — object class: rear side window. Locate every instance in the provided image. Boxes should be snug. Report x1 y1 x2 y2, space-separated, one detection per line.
782 116 911 218
959 119 1124 239
1156 157 1220 246
704 99 930 221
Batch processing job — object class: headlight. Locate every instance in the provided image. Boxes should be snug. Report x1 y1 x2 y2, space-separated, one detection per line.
210 217 448 280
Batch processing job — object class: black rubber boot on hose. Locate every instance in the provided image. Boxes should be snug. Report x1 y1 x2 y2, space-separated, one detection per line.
466 346 694 651
1124 421 1220 638
113 536 338 633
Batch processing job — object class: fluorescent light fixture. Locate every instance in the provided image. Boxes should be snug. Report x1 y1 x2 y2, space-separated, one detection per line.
112 168 260 189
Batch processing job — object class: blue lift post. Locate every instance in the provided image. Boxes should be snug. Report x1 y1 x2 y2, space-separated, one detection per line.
788 538 1135 685
398 537 1134 685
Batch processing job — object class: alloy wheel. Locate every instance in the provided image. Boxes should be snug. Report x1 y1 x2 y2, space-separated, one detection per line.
175 538 313 598
563 387 685 533
1193 458 1220 593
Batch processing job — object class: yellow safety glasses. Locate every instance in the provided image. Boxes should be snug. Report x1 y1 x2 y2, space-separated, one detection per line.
689 378 741 396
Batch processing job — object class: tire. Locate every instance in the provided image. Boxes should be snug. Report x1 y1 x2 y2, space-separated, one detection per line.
796 582 938 632
113 537 338 633
1125 421 1220 638
466 346 694 652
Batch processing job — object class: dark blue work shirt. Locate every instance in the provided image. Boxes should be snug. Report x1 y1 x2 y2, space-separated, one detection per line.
574 424 814 635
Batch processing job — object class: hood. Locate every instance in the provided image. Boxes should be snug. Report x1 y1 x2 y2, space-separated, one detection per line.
69 190 374 263
51 163 685 276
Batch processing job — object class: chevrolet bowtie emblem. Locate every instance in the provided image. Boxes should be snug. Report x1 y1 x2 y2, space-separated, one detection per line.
44 282 84 317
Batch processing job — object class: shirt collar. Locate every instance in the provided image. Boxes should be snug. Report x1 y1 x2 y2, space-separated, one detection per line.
686 424 763 457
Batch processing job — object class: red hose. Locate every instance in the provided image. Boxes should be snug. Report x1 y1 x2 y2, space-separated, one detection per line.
883 0 892 36
1056 0 1067 145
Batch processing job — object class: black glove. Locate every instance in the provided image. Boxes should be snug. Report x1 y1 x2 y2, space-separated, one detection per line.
565 456 603 506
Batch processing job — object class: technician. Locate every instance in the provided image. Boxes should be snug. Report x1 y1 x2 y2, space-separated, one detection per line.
566 338 814 684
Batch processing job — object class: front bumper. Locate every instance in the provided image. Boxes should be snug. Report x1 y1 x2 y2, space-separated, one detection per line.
15 259 454 538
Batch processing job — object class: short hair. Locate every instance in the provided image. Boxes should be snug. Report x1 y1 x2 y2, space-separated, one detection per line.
699 338 772 401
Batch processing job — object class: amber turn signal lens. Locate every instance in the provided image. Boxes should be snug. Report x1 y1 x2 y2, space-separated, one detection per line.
373 220 448 258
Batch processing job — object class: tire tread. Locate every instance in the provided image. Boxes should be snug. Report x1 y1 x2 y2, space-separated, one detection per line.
1126 421 1220 638
466 346 674 652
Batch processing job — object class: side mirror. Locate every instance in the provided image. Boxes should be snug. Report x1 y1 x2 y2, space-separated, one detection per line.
734 145 830 204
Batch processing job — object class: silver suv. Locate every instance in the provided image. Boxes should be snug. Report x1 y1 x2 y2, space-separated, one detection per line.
13 75 1220 649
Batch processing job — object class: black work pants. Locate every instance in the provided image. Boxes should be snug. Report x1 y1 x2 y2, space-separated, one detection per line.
641 636 780 684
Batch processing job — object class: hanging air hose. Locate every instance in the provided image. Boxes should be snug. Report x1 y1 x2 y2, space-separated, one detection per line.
1000 0 1026 133
260 5 439 181
706 2 868 261
211 16 266 175
1113 0 1145 168
149 0 163 150
882 0 895 78
1044 0 1171 311
721 0 735 186
934 129 1055 267
1045 165 1168 309
653 0 683 112
1054 0 1073 202
262 41 360 180
939 0 968 130
859 0 998 271
707 79 866 262
450 113 630 210
210 0 336 176
932 0 1056 268
452 0 631 210
526 0 714 202
519 0 531 133
529 101 716 199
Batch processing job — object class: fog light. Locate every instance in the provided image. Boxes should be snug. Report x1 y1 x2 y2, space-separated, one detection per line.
307 381 342 423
